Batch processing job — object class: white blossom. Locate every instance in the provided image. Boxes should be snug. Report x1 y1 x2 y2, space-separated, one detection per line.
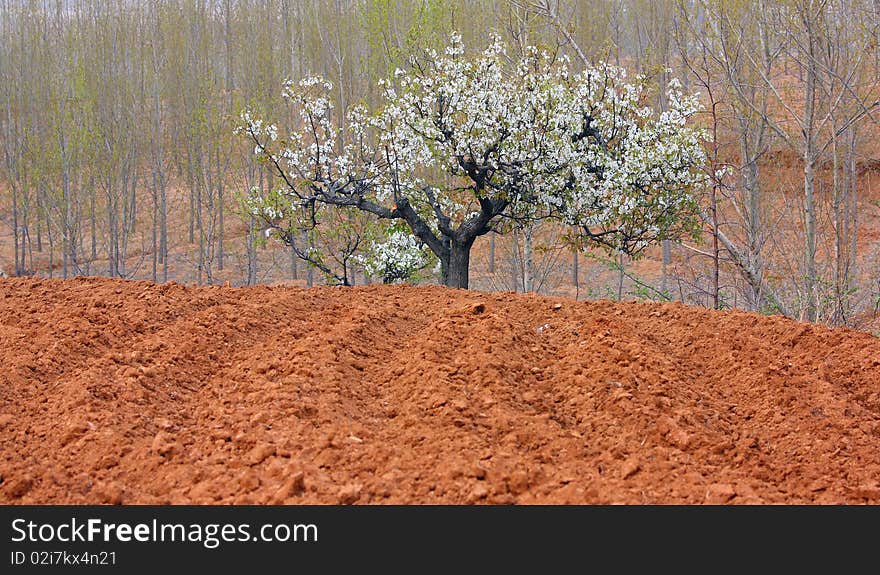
357 230 432 283
237 33 708 276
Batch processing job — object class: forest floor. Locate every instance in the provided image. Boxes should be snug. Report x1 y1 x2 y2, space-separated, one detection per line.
1 276 879 504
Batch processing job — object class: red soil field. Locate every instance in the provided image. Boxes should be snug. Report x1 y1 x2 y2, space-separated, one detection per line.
1 277 879 504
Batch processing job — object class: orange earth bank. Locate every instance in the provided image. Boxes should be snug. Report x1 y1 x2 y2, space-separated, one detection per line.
1 277 879 504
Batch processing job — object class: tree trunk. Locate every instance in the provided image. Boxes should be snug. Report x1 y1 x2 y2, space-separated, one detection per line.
36 190 42 253
152 183 158 283
804 158 817 321
188 159 195 244
510 229 519 292
196 165 205 285
847 128 857 301
89 178 96 272
743 140 764 311
218 178 224 272
62 152 70 278
445 239 473 289
488 233 495 274
46 204 54 278
523 224 534 292
160 179 167 282
712 183 720 310
802 26 818 322
22 224 31 275
831 127 844 324
246 215 257 286
12 182 19 276
661 239 670 294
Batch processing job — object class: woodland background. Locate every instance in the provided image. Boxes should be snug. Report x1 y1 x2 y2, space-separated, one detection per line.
2 0 879 330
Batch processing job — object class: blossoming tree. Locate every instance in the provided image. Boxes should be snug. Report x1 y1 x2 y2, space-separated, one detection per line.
239 34 707 289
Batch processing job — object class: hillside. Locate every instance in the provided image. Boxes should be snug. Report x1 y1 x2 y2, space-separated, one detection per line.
1 277 879 504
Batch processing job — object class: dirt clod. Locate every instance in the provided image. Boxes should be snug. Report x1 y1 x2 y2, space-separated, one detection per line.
621 458 641 480
151 431 178 457
337 484 362 505
247 444 276 466
4 477 34 499
706 483 737 504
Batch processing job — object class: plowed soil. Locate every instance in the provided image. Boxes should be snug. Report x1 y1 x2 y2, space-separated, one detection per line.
1 277 879 504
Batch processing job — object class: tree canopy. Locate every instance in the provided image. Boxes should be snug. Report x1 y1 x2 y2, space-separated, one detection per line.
241 33 707 289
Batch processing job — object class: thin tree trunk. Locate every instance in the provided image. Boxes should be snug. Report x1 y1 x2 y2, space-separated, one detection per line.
46 203 54 279
488 233 495 273
196 154 205 285
523 224 534 292
22 224 31 275
218 177 224 271
661 240 670 295
847 128 857 299
12 182 20 276
712 184 720 310
161 184 168 282
36 190 42 253
246 215 257 286
151 169 159 283
741 131 764 310
88 177 96 272
510 229 519 292
303 230 313 287
803 26 818 321
831 123 844 324
61 143 70 278
187 155 195 245
711 105 720 310
128 167 138 236
119 170 132 277
804 158 817 320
